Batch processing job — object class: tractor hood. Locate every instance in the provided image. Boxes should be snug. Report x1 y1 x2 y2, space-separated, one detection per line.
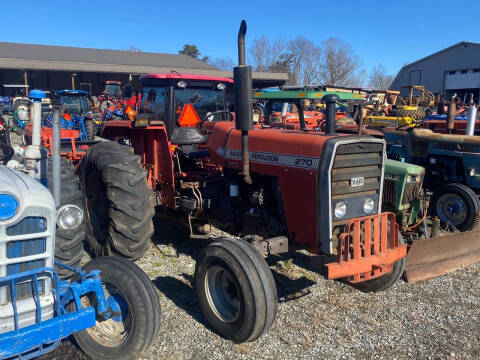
0 166 55 221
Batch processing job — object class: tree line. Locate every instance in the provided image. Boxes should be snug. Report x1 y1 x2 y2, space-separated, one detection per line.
178 38 394 89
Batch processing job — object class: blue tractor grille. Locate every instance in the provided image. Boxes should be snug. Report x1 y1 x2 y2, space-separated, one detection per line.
3 217 49 302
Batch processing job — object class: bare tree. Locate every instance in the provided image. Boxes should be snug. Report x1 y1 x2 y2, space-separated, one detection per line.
208 57 235 70
317 37 362 87
368 64 394 89
287 37 318 84
248 36 287 72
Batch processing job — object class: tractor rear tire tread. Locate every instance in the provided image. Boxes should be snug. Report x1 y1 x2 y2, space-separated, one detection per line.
84 119 96 141
80 141 154 260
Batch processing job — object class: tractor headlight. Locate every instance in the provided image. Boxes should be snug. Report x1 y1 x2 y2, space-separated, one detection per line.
468 167 476 177
0 194 18 220
216 83 226 90
363 197 375 214
334 201 347 219
406 174 420 184
57 205 83 230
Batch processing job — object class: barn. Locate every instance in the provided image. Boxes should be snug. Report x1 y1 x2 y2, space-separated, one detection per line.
389 41 480 102
0 42 288 97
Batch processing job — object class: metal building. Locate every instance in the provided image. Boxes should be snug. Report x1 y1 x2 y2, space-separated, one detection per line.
0 42 288 96
390 42 480 102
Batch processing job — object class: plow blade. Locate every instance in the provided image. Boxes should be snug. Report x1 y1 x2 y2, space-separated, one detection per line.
405 230 480 282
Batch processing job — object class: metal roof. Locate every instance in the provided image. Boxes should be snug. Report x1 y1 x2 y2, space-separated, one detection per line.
0 41 289 86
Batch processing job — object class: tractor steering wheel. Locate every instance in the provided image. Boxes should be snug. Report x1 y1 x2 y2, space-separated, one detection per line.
200 110 233 134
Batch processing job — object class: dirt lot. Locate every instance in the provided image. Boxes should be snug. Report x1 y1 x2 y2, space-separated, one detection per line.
41 211 480 360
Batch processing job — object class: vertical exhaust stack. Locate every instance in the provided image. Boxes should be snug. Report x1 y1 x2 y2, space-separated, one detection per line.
24 89 46 182
233 20 253 185
52 108 61 207
466 93 477 136
447 93 457 134
323 94 339 135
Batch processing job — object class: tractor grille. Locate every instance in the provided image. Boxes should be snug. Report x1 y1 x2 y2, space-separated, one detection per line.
383 178 397 207
1 214 52 305
330 142 384 240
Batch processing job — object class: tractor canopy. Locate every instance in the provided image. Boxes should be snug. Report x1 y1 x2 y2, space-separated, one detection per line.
104 81 122 98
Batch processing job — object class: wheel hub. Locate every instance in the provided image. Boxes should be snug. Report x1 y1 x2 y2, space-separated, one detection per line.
436 193 467 226
205 265 241 323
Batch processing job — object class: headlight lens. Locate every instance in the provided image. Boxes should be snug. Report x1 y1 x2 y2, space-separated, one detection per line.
0 194 18 220
177 80 187 88
57 205 83 230
217 83 226 90
334 201 347 219
468 167 476 176
363 197 375 214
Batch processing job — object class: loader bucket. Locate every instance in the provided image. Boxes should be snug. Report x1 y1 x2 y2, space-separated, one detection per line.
404 229 480 282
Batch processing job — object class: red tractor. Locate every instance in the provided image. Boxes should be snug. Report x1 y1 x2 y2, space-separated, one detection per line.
80 21 406 343
95 80 136 113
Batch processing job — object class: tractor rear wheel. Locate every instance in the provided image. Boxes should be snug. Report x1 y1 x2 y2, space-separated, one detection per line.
48 158 85 278
430 183 480 231
99 100 115 114
195 238 277 343
73 257 161 360
390 107 426 121
80 141 154 260
84 119 96 141
350 233 406 293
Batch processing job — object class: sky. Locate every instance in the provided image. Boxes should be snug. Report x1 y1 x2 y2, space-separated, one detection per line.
3 0 480 77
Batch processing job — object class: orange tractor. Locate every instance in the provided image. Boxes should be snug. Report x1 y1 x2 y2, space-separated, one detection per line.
85 21 406 342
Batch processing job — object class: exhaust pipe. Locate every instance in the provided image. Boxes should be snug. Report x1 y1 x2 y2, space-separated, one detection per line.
447 93 457 134
24 89 46 182
323 94 339 135
466 93 477 136
52 108 61 207
233 20 253 185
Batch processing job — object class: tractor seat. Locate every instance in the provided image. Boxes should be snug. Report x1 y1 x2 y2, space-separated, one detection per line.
171 127 209 145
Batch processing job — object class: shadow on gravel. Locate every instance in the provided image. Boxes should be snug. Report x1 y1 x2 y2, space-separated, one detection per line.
152 210 320 302
152 274 212 332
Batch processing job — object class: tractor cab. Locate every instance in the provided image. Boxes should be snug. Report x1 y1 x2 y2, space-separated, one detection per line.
253 90 362 130
103 80 123 98
138 74 233 143
57 89 90 115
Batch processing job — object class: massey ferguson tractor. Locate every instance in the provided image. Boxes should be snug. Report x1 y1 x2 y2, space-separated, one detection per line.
0 90 160 359
81 21 407 343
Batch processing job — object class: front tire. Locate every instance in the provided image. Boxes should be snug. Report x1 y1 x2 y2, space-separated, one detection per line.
80 141 154 260
431 183 480 231
195 238 277 343
73 257 161 360
350 232 406 293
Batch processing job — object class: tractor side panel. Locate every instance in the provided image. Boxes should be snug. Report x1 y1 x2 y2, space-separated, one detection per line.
207 122 330 253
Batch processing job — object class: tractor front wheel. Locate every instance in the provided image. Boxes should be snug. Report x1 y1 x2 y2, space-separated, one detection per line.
73 257 161 360
431 183 480 231
350 232 406 293
195 238 277 343
80 141 154 260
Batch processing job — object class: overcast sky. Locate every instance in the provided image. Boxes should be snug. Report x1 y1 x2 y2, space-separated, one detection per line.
6 0 480 77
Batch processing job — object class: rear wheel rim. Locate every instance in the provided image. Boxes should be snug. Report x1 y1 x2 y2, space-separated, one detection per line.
86 171 109 243
436 193 468 226
204 264 241 323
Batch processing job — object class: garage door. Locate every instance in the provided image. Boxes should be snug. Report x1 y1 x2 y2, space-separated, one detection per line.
444 69 480 90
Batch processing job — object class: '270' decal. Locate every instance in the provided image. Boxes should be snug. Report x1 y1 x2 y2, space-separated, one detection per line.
216 148 319 169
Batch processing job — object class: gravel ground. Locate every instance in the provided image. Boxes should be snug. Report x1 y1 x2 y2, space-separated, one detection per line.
40 211 480 360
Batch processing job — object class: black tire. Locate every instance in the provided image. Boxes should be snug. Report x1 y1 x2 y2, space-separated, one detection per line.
47 158 85 278
73 257 161 360
84 119 96 141
99 100 115 114
350 233 406 293
80 141 154 260
390 107 425 121
430 183 480 231
195 238 277 343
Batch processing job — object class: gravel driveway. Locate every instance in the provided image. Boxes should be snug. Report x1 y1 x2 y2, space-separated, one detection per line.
40 211 480 360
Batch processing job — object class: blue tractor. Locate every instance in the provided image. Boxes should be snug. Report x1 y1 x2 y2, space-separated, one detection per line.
43 90 97 141
0 90 161 359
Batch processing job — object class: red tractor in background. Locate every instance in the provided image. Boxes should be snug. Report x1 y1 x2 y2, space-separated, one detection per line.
95 80 137 113
80 21 406 343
